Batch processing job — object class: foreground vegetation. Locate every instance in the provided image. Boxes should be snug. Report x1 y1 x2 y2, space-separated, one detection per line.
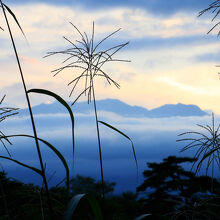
1 156 220 219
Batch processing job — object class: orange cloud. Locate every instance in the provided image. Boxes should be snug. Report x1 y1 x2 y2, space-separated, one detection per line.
20 55 38 65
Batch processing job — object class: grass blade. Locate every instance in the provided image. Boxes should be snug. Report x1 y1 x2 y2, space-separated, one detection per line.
0 1 52 216
27 88 75 169
63 193 103 220
2 3 26 39
0 155 42 175
197 146 220 171
3 134 70 191
98 120 138 173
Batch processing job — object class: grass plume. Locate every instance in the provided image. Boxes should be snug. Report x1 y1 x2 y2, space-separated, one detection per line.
177 113 220 177
45 22 130 198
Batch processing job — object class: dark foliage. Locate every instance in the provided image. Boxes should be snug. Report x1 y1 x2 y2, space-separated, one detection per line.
137 156 220 219
0 172 51 219
2 157 220 219
69 174 115 196
68 175 141 219
0 173 140 219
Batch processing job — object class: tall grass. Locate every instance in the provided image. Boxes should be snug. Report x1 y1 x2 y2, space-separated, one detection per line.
177 113 220 179
45 22 137 198
0 1 54 217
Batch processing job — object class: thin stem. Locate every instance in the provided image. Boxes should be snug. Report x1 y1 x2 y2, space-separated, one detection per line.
91 78 105 199
0 2 53 218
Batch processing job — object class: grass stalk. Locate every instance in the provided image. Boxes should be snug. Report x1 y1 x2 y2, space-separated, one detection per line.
46 22 130 200
91 78 105 198
177 113 220 177
0 1 54 218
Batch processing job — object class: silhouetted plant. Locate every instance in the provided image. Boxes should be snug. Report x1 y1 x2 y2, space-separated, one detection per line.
199 0 220 35
177 113 220 176
137 156 220 219
137 156 195 216
45 22 137 198
0 95 18 157
45 22 129 101
0 1 68 217
0 0 55 215
171 196 220 220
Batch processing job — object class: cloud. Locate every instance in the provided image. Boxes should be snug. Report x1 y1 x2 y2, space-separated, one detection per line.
157 76 219 96
195 51 220 63
2 3 220 114
3 110 215 138
128 35 219 52
6 0 210 16
20 55 38 65
1 3 214 43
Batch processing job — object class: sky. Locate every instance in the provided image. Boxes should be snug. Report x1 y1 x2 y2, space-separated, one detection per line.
2 0 220 192
1 0 220 113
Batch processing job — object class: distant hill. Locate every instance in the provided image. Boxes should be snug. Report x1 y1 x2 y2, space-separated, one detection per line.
148 103 207 117
19 99 208 118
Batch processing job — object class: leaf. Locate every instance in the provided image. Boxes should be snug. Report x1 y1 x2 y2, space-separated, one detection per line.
3 3 26 39
0 155 42 175
63 193 103 220
3 134 70 191
197 146 220 171
98 120 138 172
27 88 75 169
134 214 152 220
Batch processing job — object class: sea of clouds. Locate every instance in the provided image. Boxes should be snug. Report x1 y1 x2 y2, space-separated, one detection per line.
0 111 218 193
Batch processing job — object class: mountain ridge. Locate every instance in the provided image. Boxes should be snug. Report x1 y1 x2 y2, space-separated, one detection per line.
18 98 208 118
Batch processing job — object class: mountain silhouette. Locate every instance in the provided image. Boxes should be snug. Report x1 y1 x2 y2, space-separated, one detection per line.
19 99 208 118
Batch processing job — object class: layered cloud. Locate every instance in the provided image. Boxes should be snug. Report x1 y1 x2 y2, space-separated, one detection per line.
5 0 211 16
1 109 218 192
